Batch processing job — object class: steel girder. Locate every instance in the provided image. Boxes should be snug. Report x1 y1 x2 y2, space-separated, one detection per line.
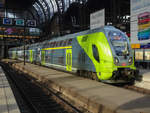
28 6 41 25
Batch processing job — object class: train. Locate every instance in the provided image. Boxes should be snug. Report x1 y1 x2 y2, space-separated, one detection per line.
8 26 141 83
134 48 150 68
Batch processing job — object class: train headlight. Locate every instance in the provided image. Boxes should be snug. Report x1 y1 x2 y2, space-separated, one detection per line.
114 57 119 65
128 57 132 64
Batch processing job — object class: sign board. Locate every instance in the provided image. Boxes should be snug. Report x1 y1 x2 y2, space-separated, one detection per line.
131 0 150 45
90 9 105 29
26 20 36 27
3 18 12 25
15 19 24 26
29 28 40 35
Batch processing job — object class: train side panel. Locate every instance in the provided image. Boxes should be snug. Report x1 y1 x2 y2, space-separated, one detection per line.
77 32 114 80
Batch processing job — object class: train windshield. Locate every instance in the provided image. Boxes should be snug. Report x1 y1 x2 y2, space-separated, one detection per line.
109 31 129 56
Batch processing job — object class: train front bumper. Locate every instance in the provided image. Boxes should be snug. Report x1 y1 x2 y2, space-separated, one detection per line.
111 68 142 82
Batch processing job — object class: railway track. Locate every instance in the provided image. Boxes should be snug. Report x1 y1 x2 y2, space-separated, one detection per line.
0 62 82 113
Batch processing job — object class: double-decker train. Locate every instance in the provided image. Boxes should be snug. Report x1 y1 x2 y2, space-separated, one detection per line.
8 26 140 83
134 48 150 68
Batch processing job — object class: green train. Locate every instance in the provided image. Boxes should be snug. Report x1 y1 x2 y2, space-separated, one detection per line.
8 26 140 83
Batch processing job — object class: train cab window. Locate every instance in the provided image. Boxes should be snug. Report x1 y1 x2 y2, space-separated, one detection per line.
109 31 129 56
92 45 100 62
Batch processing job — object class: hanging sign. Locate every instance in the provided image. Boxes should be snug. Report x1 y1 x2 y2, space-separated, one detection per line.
3 18 12 25
15 19 24 26
26 20 36 27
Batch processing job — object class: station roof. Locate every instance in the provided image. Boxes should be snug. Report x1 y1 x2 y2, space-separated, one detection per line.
2 0 130 46
5 0 130 26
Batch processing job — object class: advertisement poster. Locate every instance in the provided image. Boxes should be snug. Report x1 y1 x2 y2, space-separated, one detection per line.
131 0 150 45
4 28 24 35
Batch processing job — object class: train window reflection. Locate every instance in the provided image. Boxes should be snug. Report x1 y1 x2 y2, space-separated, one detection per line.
109 31 129 56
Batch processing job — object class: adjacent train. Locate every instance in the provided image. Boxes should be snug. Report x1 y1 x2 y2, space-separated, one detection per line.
8 26 140 83
134 48 150 68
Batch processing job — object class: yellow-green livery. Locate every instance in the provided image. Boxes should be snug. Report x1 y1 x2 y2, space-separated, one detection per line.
8 26 141 83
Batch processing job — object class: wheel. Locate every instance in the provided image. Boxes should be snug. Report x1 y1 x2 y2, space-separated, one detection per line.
91 72 99 81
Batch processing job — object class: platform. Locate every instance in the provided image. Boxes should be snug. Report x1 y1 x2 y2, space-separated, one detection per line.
0 66 20 113
135 69 150 90
2 59 150 113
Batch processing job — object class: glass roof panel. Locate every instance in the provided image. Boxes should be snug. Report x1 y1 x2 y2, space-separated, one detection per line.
38 0 49 19
45 0 54 18
51 0 58 12
33 2 45 23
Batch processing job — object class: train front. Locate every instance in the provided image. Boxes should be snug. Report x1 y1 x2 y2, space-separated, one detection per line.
105 27 140 82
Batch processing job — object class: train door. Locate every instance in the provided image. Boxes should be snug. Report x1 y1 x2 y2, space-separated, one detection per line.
29 50 33 63
41 50 45 65
66 49 72 71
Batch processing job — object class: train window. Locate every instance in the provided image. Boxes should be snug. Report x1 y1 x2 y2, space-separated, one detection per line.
51 42 53 47
92 45 100 62
68 39 72 45
50 42 53 47
53 42 56 47
60 40 63 46
63 40 67 46
59 41 61 47
56 42 59 47
46 43 49 48
109 31 129 56
65 40 69 46
48 42 51 46
82 53 85 63
58 41 61 47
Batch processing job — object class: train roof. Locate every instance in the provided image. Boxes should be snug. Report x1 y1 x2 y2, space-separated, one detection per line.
49 26 116 42
9 26 118 50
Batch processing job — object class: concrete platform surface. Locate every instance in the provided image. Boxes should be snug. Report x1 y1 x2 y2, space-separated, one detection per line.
2 59 150 113
0 66 20 113
135 69 150 90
